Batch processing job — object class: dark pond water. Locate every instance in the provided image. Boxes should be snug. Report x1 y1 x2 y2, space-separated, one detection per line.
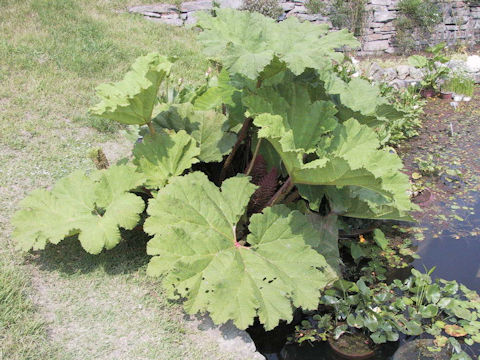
413 198 480 291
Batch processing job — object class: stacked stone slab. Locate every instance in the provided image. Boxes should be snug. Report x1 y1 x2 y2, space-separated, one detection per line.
368 56 480 86
128 0 480 54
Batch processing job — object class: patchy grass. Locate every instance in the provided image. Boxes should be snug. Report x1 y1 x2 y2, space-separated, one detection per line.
0 1 232 359
0 258 65 360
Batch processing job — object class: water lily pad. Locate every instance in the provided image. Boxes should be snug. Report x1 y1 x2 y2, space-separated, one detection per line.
444 324 467 337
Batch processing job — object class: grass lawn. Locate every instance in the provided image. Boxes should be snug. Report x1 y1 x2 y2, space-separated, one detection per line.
0 1 237 359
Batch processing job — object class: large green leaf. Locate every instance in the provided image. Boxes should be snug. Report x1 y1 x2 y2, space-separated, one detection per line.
196 9 275 80
196 9 359 80
12 165 146 254
90 53 172 125
244 79 338 154
306 212 340 277
144 172 335 330
298 185 413 221
153 103 236 162
193 69 239 110
319 73 403 125
133 131 200 189
250 101 416 220
271 18 359 75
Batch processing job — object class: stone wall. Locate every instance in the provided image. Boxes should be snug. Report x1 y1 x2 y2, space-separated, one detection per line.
361 0 480 54
367 56 480 88
129 0 480 54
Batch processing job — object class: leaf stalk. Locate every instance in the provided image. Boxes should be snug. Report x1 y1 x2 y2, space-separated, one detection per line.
267 177 293 207
219 117 253 181
245 139 262 177
147 121 156 135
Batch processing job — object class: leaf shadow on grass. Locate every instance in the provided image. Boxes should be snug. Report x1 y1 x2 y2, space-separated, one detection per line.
28 229 152 276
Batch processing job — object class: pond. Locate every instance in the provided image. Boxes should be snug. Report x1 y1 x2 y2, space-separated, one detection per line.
401 92 480 293
248 92 480 360
413 197 480 291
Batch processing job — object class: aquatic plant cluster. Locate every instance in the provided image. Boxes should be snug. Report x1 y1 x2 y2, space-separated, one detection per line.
11 8 479 359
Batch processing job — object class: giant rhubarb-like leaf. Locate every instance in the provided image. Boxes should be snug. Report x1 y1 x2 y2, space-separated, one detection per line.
193 69 239 110
244 80 338 154
196 9 359 80
298 185 413 220
90 53 172 125
245 78 416 221
133 130 199 188
306 212 340 277
144 172 335 330
12 165 145 254
153 103 236 162
319 72 404 126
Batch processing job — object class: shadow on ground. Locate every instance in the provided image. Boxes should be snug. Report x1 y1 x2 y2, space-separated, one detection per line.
27 229 151 276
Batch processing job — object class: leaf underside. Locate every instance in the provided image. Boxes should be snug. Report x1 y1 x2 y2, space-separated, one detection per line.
133 130 200 189
90 52 172 125
153 103 236 163
245 76 417 221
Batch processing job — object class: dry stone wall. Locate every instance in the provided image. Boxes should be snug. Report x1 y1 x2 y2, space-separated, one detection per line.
129 0 480 54
361 0 480 54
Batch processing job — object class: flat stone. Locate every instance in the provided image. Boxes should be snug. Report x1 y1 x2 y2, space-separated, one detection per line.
185 11 202 25
147 17 183 26
296 13 323 21
383 67 397 81
129 4 178 14
280 2 295 11
374 10 395 22
288 5 307 14
474 73 480 84
181 0 212 12
410 67 424 80
396 65 411 80
142 11 163 18
369 62 385 82
390 79 417 89
364 33 389 41
363 39 390 52
446 59 467 72
370 0 391 5
384 47 395 54
186 315 265 360
466 55 480 73
217 0 243 9
369 22 385 28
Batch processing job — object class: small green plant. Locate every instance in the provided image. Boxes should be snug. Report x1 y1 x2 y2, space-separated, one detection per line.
379 83 426 145
415 154 444 176
443 73 475 97
326 0 368 36
290 269 480 359
395 0 442 52
241 0 283 19
305 0 327 15
408 42 450 92
344 229 419 283
398 0 442 28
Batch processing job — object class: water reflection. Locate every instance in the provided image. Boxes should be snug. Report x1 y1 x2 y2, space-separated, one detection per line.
413 198 480 291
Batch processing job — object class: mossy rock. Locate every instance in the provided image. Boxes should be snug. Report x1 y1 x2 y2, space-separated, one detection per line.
393 339 450 360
